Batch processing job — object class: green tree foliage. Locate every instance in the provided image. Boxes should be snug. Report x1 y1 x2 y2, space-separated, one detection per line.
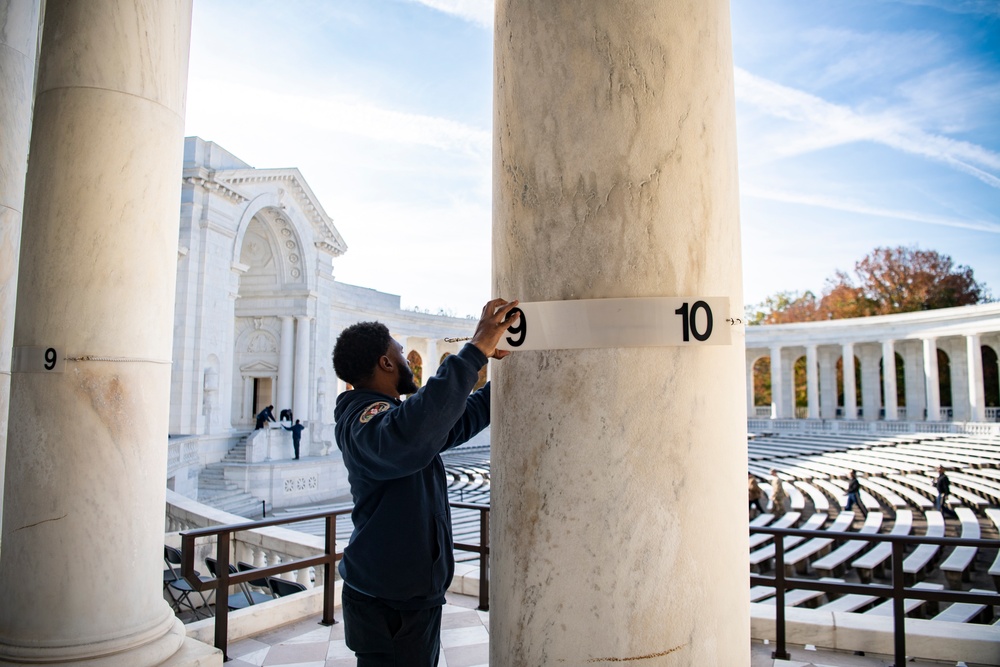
747 246 989 325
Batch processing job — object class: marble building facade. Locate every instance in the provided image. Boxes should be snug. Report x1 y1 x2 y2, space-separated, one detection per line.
745 303 1000 429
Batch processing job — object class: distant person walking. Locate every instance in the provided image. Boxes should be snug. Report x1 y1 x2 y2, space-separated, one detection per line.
748 474 766 516
845 470 867 516
283 419 305 460
935 465 957 518
255 405 275 430
769 468 788 517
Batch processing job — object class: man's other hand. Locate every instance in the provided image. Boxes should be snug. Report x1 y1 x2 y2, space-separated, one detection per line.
470 298 520 360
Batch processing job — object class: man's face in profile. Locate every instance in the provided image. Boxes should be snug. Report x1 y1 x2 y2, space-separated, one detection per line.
391 339 419 395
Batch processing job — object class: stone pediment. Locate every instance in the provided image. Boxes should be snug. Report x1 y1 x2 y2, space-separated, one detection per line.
240 360 279 374
214 168 348 257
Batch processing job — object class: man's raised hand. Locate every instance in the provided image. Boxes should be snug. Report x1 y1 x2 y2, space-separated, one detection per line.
470 298 520 360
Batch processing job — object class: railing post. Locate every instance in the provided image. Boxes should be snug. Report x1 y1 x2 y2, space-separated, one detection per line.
215 532 231 661
772 533 789 660
891 540 906 667
478 507 489 611
321 514 337 626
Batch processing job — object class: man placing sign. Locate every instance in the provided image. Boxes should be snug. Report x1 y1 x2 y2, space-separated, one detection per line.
331 297 518 666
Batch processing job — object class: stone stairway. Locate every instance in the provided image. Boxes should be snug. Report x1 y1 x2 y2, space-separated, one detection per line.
197 436 270 519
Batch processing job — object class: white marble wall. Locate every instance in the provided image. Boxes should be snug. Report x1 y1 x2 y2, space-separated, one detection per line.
491 1 747 664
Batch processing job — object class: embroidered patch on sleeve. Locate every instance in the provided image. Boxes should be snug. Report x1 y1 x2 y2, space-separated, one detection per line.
359 401 391 424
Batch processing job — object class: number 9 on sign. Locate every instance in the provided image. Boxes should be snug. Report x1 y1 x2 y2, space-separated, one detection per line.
12 346 65 373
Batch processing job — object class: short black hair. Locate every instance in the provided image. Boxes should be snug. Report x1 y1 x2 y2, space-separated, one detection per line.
332 321 392 386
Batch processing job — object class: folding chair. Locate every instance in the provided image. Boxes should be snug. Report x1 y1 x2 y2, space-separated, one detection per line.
268 576 307 597
238 561 277 599
164 546 213 620
205 557 271 609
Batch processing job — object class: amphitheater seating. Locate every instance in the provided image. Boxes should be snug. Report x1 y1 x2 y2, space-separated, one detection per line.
931 589 995 624
852 510 915 583
811 511 884 577
750 513 827 573
865 581 945 619
939 507 981 589
782 511 856 576
749 512 802 550
986 508 1000 592
902 510 945 585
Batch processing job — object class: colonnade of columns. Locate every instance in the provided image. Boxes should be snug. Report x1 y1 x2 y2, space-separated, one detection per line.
749 333 999 423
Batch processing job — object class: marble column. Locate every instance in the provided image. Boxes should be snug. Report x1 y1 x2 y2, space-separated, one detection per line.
819 349 837 419
0 1 197 665
492 2 746 664
842 343 857 420
424 338 438 385
292 315 311 422
770 346 785 419
745 355 755 416
0 0 42 549
277 315 294 417
862 346 882 421
924 338 941 422
967 334 985 422
882 340 898 421
806 344 819 420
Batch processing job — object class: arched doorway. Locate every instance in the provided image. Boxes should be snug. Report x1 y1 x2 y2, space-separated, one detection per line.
983 345 999 414
407 350 423 387
938 349 952 415
753 357 771 410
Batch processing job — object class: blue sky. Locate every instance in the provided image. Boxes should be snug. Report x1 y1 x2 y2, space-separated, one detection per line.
184 0 1000 318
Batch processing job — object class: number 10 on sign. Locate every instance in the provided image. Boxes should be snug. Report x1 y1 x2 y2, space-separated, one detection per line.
496 297 732 352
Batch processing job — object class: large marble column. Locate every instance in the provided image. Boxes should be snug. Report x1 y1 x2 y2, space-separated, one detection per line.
0 0 42 549
292 315 311 422
277 315 294 416
967 334 985 422
0 1 199 665
806 344 819 419
770 345 785 419
882 339 898 421
491 2 746 664
924 337 941 422
819 349 837 419
842 343 857 419
424 338 439 386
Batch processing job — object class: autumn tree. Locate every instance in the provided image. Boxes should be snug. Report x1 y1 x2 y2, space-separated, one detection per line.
747 246 989 324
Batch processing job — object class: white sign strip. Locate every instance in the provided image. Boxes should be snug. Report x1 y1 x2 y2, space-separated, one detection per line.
496 297 732 351
12 346 66 373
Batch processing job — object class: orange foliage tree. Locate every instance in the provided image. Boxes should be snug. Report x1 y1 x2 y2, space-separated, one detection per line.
747 246 989 325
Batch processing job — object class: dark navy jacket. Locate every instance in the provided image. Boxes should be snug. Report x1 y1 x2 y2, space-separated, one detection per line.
334 343 490 609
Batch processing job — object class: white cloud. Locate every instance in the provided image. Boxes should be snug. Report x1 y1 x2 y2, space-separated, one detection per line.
742 184 1000 234
406 0 493 28
735 67 1000 187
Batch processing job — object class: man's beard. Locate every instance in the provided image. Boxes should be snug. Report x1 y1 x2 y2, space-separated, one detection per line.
397 366 419 395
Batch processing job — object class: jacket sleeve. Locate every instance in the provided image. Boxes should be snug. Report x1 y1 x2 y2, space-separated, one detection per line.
343 344 489 480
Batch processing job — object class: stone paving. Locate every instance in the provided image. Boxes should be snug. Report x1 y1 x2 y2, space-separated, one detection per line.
220 593 971 667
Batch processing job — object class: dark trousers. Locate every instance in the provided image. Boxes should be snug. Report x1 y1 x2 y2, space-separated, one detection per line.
342 585 442 667
292 439 300 459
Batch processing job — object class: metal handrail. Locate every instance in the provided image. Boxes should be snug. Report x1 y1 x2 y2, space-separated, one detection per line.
180 507 350 660
178 501 491 659
750 524 1000 667
451 501 490 611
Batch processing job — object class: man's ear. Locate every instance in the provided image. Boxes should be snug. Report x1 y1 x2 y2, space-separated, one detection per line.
377 354 394 373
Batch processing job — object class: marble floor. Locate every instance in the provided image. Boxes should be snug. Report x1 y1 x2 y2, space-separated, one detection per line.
221 593 973 667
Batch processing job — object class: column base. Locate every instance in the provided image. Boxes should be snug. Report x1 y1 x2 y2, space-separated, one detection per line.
0 613 191 666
